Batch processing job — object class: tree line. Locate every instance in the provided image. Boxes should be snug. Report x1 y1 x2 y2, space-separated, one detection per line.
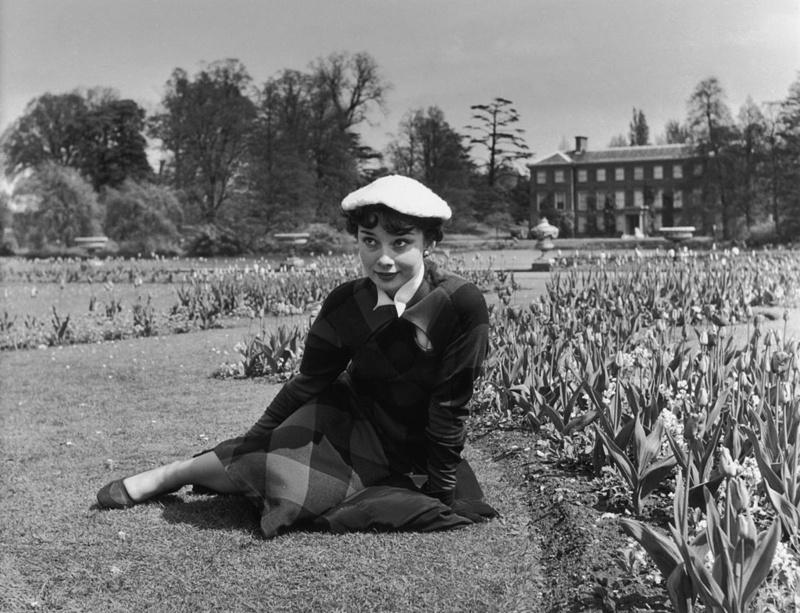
0 52 531 255
1 51 798 254
607 77 800 242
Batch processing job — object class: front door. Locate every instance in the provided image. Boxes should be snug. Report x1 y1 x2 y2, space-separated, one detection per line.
626 214 640 235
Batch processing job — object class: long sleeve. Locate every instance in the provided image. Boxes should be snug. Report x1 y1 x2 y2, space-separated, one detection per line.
245 288 352 437
424 284 489 505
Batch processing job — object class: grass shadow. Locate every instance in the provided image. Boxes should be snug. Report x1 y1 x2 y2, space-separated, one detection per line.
158 493 262 534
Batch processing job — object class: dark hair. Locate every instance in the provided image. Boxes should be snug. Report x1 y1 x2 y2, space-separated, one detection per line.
343 204 445 243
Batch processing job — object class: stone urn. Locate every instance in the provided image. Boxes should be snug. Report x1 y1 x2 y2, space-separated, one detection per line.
531 218 559 253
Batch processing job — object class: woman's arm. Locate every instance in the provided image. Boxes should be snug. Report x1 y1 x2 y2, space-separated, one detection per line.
245 288 353 437
424 284 489 504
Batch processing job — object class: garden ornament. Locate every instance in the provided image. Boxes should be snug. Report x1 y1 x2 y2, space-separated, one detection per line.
531 217 559 253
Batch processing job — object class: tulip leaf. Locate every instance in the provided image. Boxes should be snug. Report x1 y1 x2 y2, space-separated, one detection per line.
619 518 682 580
562 409 599 436
539 403 565 433
595 425 635 489
638 456 678 502
741 519 781 610
666 562 695 613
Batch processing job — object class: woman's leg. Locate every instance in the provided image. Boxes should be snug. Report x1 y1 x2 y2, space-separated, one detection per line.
122 451 239 502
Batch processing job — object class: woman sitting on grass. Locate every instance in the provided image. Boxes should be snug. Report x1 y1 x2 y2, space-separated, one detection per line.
97 175 497 537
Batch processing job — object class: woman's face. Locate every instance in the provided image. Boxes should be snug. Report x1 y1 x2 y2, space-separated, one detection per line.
357 223 429 299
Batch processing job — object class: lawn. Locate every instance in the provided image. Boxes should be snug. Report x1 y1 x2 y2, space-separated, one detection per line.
5 247 800 612
0 325 541 613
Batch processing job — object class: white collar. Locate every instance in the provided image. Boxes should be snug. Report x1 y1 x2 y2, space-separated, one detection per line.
374 263 425 317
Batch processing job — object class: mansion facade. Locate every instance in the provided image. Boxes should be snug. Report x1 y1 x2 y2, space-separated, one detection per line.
528 137 703 237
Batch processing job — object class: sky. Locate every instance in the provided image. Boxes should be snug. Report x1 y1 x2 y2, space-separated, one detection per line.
1 0 799 168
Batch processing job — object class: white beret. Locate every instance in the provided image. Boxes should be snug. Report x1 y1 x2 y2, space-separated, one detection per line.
341 175 451 220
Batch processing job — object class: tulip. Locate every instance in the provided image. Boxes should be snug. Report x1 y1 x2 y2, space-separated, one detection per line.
697 387 709 407
778 381 793 405
684 409 706 442
718 447 738 479
729 477 751 512
736 513 757 545
696 354 709 374
736 351 751 372
771 351 791 374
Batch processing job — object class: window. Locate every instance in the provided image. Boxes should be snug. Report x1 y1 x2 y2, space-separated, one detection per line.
577 216 588 234
673 164 683 179
694 163 703 176
692 188 702 206
615 190 626 209
674 190 683 209
577 191 589 211
555 170 565 183
597 168 606 182
554 192 567 210
634 166 644 180
653 189 663 208
536 192 548 211
653 165 663 180
633 189 644 207
615 167 625 181
536 171 547 184
578 169 587 182
596 190 606 209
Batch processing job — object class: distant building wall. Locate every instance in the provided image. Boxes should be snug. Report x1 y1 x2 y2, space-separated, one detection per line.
528 137 702 237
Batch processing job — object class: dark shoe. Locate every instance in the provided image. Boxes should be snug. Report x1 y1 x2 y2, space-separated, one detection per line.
97 479 136 509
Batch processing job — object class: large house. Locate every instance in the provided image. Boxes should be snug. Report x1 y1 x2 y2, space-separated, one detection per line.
528 136 703 237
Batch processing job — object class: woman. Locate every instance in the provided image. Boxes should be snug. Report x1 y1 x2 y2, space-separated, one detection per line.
97 175 496 537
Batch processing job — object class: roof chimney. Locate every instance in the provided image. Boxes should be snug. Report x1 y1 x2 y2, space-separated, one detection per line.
575 136 588 153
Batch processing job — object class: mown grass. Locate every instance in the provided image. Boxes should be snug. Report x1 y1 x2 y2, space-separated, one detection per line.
1 325 541 613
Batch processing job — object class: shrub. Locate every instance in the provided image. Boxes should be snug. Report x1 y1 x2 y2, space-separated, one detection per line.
103 180 183 256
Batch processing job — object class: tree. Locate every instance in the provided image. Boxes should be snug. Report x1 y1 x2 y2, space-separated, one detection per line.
1 90 152 190
306 51 390 220
82 96 153 190
466 97 530 188
13 162 102 249
731 98 767 231
777 73 800 237
629 108 650 146
608 134 628 148
385 106 476 224
662 119 692 144
0 191 15 254
386 106 472 188
242 52 391 230
243 69 319 234
687 77 737 238
2 92 89 175
150 59 257 224
103 180 182 254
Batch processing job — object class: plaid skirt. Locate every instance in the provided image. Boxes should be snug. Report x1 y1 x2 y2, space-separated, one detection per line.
213 381 404 538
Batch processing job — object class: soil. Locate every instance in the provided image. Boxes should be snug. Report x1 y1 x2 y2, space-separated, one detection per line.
473 427 673 613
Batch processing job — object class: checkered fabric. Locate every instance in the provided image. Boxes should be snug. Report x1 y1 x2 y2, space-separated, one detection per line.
214 381 393 537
